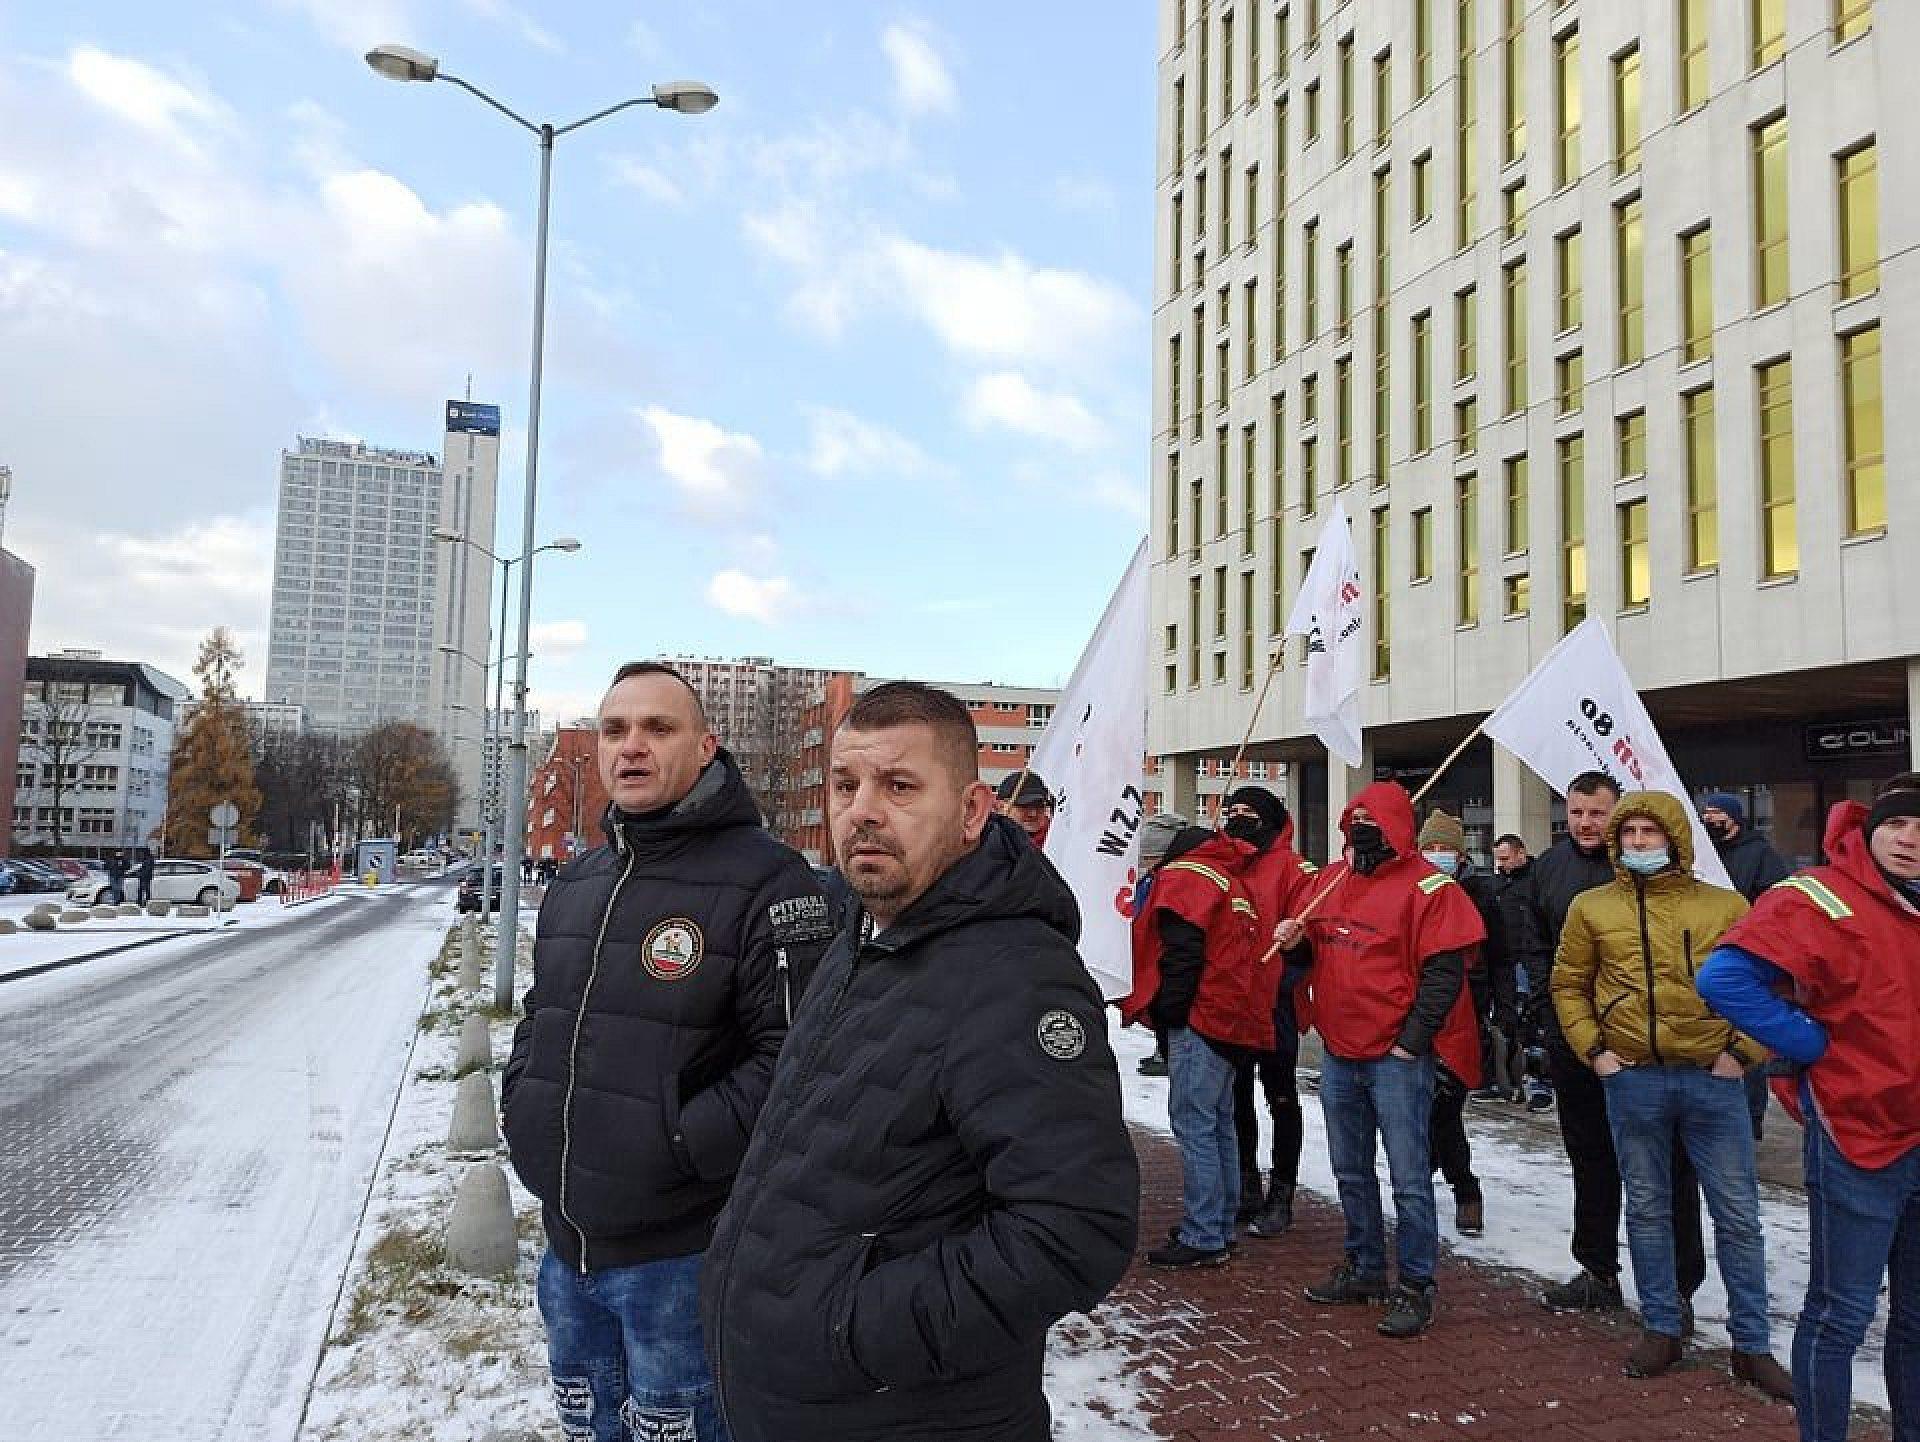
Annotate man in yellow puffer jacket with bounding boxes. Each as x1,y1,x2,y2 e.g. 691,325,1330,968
1552,791,1793,1401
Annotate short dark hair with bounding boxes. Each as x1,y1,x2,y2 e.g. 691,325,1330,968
607,660,709,728
840,681,979,782
1493,833,1527,851
1566,770,1621,801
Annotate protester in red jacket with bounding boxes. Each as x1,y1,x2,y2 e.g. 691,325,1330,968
1698,778,1920,1441
1125,827,1277,1268
1274,782,1484,1339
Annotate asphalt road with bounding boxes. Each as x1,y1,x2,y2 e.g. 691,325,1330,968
0,883,456,1442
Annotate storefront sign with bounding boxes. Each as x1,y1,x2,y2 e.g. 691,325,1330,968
1803,718,1909,761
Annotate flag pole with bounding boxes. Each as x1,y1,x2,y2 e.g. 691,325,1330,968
1407,722,1487,807
1257,860,1350,962
1215,648,1285,828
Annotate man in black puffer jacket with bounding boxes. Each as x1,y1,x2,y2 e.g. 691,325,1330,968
703,681,1139,1442
503,660,832,1442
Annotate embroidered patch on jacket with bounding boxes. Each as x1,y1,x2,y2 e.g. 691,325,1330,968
767,893,835,944
641,919,705,981
1037,1008,1088,1060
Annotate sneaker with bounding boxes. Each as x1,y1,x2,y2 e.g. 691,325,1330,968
1247,1182,1295,1238
1137,1052,1168,1077
1304,1259,1389,1305
1730,1350,1794,1402
1540,1270,1624,1312
1147,1238,1230,1269
1623,1329,1683,1378
1525,1085,1556,1114
1454,1194,1484,1236
1165,1225,1238,1255
1466,1085,1506,1104
1378,1281,1438,1338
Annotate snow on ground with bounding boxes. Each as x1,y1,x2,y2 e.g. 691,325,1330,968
1108,1017,1891,1411
0,887,349,980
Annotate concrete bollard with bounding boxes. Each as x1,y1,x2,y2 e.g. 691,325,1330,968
59,910,92,924
0,919,15,935
116,903,142,917
31,901,59,914
455,1014,492,1075
147,901,171,917
90,905,119,919
22,911,54,931
447,1070,500,1153
459,918,482,990
177,905,208,918
444,1162,518,1278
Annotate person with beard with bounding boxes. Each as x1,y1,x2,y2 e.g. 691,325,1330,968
1218,785,1320,1238
995,771,1054,848
1272,782,1485,1338
702,683,1137,1442
1699,774,1920,1439
1516,771,1709,1320
1122,822,1277,1267
1414,809,1511,1237
1699,791,1793,1142
501,662,834,1442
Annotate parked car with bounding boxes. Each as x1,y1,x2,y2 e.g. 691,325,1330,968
66,859,240,909
220,857,287,897
3,858,67,893
46,857,102,881
398,850,437,869
0,862,15,895
457,865,506,913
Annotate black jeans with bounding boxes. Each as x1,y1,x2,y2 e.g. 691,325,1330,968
1550,1043,1705,1292
1235,1019,1303,1188
1430,1066,1480,1200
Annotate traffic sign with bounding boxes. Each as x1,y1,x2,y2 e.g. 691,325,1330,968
210,802,239,829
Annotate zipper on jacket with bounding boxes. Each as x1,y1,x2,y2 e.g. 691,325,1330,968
558,844,637,1273
776,946,792,1025
1634,877,1664,1066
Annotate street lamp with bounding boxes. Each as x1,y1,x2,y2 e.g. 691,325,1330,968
433,528,579,1000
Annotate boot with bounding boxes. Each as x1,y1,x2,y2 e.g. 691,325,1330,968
1247,1182,1295,1238
1454,1192,1484,1236
1304,1258,1389,1305
1377,1280,1437,1338
1235,1168,1264,1224
1540,1269,1624,1311
1730,1351,1795,1402
1623,1330,1683,1378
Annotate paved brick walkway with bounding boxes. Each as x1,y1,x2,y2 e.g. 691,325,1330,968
1098,1124,1889,1442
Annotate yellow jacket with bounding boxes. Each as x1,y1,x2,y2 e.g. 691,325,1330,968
1551,791,1757,1068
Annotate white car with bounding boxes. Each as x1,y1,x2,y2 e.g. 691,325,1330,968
398,850,438,869
66,859,241,909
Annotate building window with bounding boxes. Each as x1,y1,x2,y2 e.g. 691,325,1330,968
1305,79,1321,142
1503,259,1527,416
1457,15,1478,248
1753,115,1789,308
1619,498,1650,608
1556,351,1583,415
1170,193,1184,294
1503,0,1526,163
1838,141,1879,300
1842,324,1885,534
1504,453,1529,554
1679,0,1709,111
1371,505,1391,679
1457,473,1480,624
1411,507,1434,582
1189,475,1203,559
1270,515,1287,634
1302,435,1319,515
1555,29,1581,189
1615,197,1644,365
1303,220,1320,339
1372,337,1392,483
1412,312,1434,453
1504,571,1530,617
1681,225,1713,364
1412,151,1433,224
1683,387,1718,570
1188,576,1203,681
1244,165,1260,253
1503,179,1528,241
1753,0,1786,70
1216,426,1231,534
1613,45,1642,174
1374,50,1393,149
1372,168,1392,298
1198,7,1210,133
1559,434,1587,631
1338,36,1356,158
1169,335,1182,433
1336,356,1355,486
1214,564,1229,636
1457,396,1479,455
1271,393,1286,512
1556,228,1582,333
1455,286,1477,381
1247,3,1260,93
1336,241,1354,338
1757,358,1797,577
1241,424,1258,545
1616,410,1646,479
1191,305,1205,437
1217,340,1230,410
1166,452,1182,556
1835,0,1873,44
1303,370,1318,425
1244,278,1259,377
1222,12,1235,111
1219,145,1233,246
1240,570,1256,688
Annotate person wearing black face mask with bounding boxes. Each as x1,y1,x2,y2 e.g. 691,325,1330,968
1221,786,1320,1237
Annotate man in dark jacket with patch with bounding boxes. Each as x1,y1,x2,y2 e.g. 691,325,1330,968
502,660,831,1442
703,681,1139,1442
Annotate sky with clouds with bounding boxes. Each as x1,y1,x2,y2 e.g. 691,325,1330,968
0,2,1156,725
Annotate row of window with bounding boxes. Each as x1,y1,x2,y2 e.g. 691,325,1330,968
1161,321,1886,692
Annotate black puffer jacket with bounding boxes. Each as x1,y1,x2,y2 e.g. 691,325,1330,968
1715,827,1793,902
1512,836,1614,1051
501,750,832,1271
701,815,1140,1442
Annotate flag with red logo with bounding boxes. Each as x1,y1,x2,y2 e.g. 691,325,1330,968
1284,497,1366,767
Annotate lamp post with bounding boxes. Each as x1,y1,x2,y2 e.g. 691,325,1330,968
378,45,715,1011
433,528,579,1003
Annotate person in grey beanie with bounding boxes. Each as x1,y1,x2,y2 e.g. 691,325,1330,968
1132,812,1191,1076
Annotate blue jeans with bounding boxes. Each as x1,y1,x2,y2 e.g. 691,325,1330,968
1168,1026,1240,1252
1794,1103,1920,1442
1320,1050,1439,1285
1602,1065,1771,1351
536,1249,731,1442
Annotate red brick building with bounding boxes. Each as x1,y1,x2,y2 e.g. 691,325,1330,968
525,726,606,862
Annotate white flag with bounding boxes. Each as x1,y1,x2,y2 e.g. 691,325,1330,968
1481,617,1732,889
1032,540,1149,1000
1283,497,1365,767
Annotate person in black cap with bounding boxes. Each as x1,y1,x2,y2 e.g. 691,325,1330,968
1699,792,1792,904
996,770,1054,848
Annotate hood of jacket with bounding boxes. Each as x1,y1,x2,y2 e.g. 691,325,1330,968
600,746,763,855
1823,799,1920,914
869,812,1081,955
1603,790,1695,882
1339,780,1418,857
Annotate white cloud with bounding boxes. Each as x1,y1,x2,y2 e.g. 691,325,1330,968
530,620,589,657
963,372,1107,451
274,0,415,56
459,0,565,52
707,570,797,625
637,405,763,517
609,158,685,207
804,407,932,478
882,23,958,117
66,48,225,154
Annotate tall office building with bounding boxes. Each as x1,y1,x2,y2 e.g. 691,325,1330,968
264,400,499,832
1150,0,1912,863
